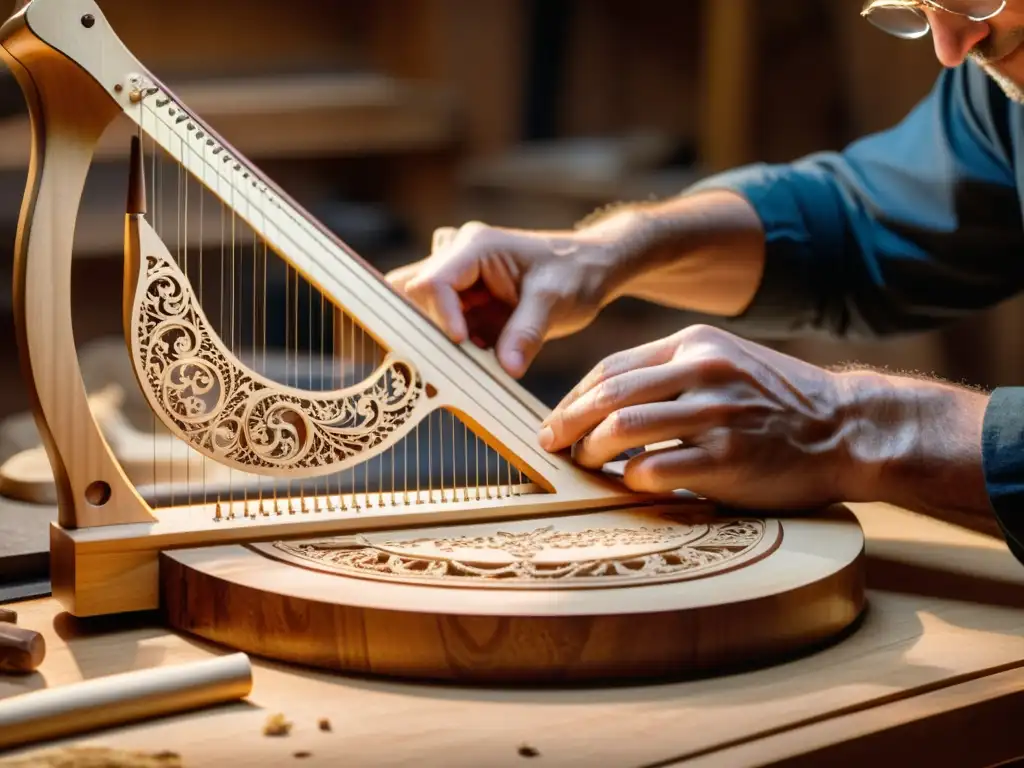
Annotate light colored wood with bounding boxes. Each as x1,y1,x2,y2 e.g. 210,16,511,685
124,210,430,481
0,653,252,751
5,0,635,513
0,3,863,704
2,0,648,618
0,369,363,507
50,492,695,617
1,5,150,531
0,343,564,508
162,505,865,684
1,504,1024,765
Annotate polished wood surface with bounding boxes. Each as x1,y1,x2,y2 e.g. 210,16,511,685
0,654,252,751
161,505,864,684
2,503,1024,766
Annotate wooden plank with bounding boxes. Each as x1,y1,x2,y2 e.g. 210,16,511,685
2,502,1024,764
0,588,1020,765
672,665,1024,767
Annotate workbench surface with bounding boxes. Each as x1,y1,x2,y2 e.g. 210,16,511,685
3,502,1024,767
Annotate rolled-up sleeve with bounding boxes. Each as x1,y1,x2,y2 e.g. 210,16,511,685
684,60,1024,560
686,60,1024,339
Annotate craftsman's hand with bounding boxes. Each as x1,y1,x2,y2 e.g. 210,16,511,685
387,192,767,378
538,324,992,516
386,222,626,378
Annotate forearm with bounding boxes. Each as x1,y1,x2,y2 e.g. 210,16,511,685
836,369,993,523
578,190,767,318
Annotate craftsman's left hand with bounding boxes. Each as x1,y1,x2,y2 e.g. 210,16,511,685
537,324,991,514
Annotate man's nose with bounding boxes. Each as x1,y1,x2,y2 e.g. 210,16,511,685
927,9,992,66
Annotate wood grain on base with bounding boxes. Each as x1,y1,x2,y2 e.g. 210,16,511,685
161,505,865,684
0,503,1020,766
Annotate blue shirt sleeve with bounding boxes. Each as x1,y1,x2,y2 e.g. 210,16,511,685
983,388,1024,562
683,60,1024,561
686,59,1024,340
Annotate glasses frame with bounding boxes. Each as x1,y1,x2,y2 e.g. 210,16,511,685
861,0,1007,39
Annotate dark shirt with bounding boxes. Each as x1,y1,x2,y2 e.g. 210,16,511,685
685,59,1024,562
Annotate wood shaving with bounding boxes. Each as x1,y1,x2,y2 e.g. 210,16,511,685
317,718,331,732
0,747,182,767
263,713,293,737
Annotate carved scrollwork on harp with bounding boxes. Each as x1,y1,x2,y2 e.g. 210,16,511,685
130,247,424,478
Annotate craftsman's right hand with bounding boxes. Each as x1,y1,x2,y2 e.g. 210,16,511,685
386,222,622,379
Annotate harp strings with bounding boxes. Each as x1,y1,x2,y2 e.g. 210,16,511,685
134,108,527,516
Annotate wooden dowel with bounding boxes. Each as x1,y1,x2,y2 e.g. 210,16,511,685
0,624,44,673
0,608,16,624
0,653,253,750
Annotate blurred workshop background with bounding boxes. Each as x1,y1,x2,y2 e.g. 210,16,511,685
0,0,1008,457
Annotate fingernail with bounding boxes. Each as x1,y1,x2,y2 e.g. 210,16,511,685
538,426,554,450
505,349,523,375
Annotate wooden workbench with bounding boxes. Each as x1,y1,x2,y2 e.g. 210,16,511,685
1,502,1024,766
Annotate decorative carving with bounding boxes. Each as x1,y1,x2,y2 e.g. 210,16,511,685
256,512,782,590
129,250,423,477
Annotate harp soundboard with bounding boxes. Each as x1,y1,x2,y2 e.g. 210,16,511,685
0,0,866,684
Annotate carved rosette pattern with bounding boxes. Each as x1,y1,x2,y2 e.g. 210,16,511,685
132,252,422,474
265,517,777,590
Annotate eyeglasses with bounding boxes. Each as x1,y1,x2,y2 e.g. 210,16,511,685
861,0,1007,39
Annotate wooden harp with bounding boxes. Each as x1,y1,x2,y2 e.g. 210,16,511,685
0,0,866,683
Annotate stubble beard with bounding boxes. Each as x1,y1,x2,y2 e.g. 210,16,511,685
970,27,1024,104
971,53,1024,102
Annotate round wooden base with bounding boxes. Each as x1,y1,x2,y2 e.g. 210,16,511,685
160,504,865,685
